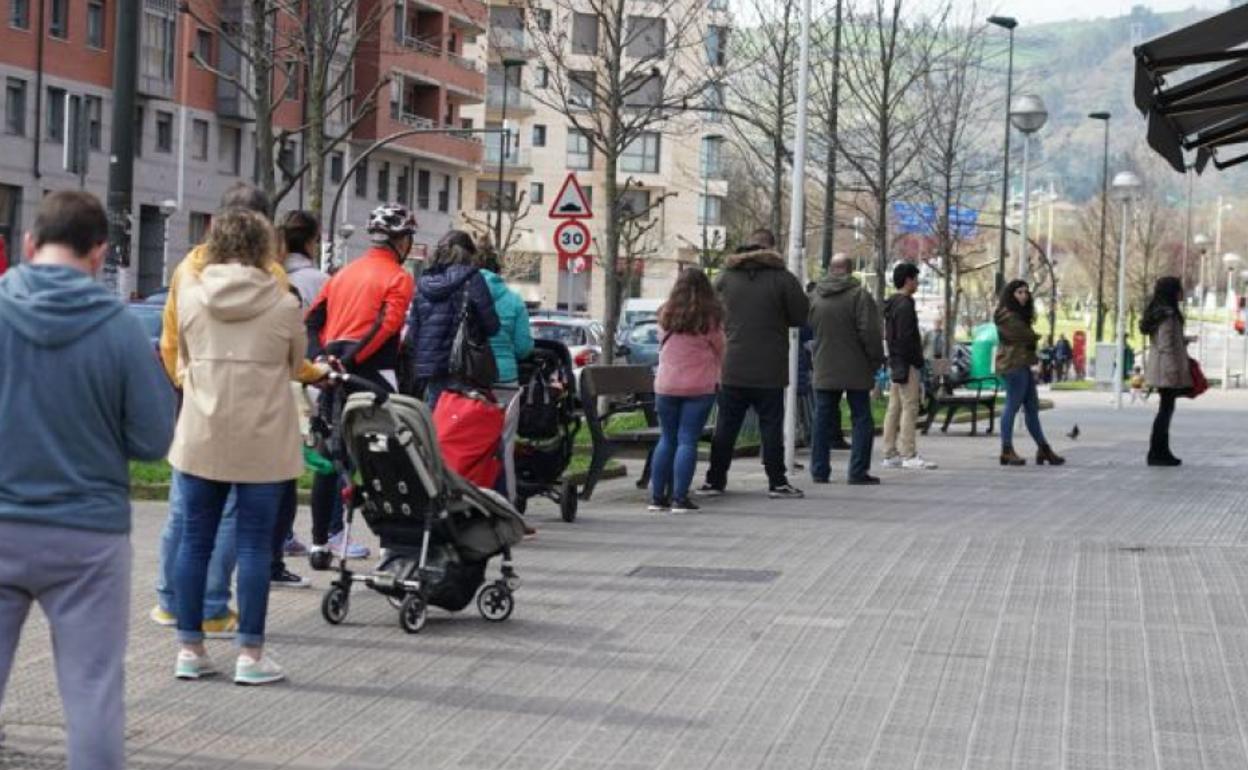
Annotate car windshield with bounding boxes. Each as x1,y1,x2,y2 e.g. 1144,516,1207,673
531,323,587,347
629,324,660,345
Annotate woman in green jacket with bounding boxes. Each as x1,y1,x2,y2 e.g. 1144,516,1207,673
995,280,1064,467
480,251,534,386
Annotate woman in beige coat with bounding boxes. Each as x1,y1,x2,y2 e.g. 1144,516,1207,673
169,208,322,685
1141,276,1192,467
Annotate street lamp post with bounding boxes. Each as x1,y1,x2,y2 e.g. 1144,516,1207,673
1194,233,1210,362
1222,252,1242,390
159,198,177,287
494,58,525,250
989,15,1018,295
1010,94,1047,280
1089,112,1111,341
1111,170,1141,410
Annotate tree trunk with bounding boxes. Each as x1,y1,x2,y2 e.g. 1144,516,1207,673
252,0,276,213
600,0,626,364
305,4,328,249
819,0,842,273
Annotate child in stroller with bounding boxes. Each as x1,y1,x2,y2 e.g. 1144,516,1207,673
511,339,582,522
316,373,525,633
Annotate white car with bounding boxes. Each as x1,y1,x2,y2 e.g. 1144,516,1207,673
529,317,605,383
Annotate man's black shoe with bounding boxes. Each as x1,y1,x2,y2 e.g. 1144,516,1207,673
848,474,881,486
829,441,852,451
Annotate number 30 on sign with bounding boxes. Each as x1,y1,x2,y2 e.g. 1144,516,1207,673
554,220,591,258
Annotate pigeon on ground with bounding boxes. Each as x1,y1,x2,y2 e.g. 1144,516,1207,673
1066,424,1080,440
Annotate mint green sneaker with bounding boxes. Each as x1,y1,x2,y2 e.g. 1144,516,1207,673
234,654,285,686
175,650,218,681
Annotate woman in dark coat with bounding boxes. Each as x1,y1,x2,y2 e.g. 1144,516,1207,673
994,279,1064,467
1141,276,1192,466
404,231,500,406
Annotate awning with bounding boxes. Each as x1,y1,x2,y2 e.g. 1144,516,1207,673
1134,5,1248,173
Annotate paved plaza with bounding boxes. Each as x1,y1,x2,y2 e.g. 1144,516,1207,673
2,389,1248,769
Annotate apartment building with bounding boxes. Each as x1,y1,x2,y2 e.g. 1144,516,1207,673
462,0,731,317
0,0,486,297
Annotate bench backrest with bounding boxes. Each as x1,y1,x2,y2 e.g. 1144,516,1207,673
578,365,656,443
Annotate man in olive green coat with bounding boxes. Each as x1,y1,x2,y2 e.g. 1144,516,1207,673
808,254,885,484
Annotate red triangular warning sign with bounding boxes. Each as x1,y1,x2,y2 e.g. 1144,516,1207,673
548,173,593,219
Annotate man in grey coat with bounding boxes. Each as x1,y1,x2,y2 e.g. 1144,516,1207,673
808,254,885,485
699,229,810,499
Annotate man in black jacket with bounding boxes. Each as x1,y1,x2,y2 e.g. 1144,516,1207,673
881,263,937,470
699,230,810,499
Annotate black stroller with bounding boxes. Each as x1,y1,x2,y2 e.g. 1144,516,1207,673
317,374,525,634
510,339,582,522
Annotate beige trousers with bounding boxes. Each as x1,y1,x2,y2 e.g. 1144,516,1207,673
882,366,921,459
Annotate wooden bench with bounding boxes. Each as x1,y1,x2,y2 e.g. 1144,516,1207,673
578,365,713,500
921,360,999,436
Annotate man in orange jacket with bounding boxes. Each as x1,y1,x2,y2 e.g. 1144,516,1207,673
304,203,417,568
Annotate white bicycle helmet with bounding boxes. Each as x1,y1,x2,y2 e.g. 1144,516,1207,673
366,203,418,243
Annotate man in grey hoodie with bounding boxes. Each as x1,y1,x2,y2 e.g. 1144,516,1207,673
0,191,176,769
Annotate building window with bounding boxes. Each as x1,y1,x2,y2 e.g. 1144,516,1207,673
623,73,662,108
86,1,105,48
438,174,450,212
572,12,598,55
567,129,593,169
10,0,29,29
530,182,544,204
416,169,430,210
704,82,725,122
5,78,26,136
620,132,660,173
709,0,728,9
155,110,173,152
218,125,240,174
457,177,464,210
569,71,595,110
329,151,344,184
189,212,212,246
536,66,550,89
48,0,67,38
532,124,546,147
534,8,551,32
476,180,517,212
396,166,410,206
377,161,390,201
701,135,724,178
85,95,102,149
134,106,144,157
354,160,369,198
620,189,651,220
284,59,300,101
699,194,722,226
191,119,209,160
46,87,65,143
706,26,728,67
141,7,177,90
195,28,213,66
626,17,664,59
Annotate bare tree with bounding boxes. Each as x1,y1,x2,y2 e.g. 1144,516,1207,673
527,0,714,360
461,190,535,261
181,0,385,218
836,0,949,301
811,0,844,271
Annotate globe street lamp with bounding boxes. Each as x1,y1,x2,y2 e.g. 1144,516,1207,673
1222,252,1242,390
989,15,1018,294
1010,94,1047,280
1089,111,1111,341
1110,170,1141,410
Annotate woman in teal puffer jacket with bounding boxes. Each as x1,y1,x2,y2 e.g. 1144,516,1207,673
480,251,534,385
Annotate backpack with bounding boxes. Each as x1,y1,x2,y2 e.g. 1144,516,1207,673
518,373,560,439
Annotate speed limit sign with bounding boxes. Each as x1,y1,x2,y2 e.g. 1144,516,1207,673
554,220,591,258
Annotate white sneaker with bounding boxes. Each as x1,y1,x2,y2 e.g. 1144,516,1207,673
234,654,286,686
175,649,218,680
881,456,903,469
327,531,370,560
902,456,938,470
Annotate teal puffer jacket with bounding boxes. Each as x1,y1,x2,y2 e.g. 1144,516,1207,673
482,270,534,383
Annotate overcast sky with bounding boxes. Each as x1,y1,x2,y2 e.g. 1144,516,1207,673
980,0,1223,24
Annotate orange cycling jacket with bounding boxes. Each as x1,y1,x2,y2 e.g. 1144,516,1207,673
305,246,415,370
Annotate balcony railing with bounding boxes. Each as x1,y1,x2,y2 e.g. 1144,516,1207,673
486,85,532,110
484,147,531,168
490,27,534,55
398,34,442,57
449,52,481,73
397,112,436,129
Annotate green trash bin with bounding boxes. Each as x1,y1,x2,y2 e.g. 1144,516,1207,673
970,322,999,383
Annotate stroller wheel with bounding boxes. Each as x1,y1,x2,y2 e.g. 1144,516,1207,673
399,594,428,634
477,583,514,622
560,482,578,523
309,549,333,572
321,585,349,625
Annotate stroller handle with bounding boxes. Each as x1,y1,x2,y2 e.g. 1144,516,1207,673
329,371,391,405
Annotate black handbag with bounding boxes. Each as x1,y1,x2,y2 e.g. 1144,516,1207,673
449,288,498,388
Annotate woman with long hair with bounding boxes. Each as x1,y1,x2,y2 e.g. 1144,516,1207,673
1140,276,1191,466
994,279,1064,466
649,268,725,513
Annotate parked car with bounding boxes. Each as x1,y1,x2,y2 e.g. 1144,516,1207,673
617,319,661,368
530,317,604,382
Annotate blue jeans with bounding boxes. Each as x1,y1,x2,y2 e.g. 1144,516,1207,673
156,471,236,619
651,394,717,502
176,474,284,647
1001,367,1047,448
811,389,874,481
